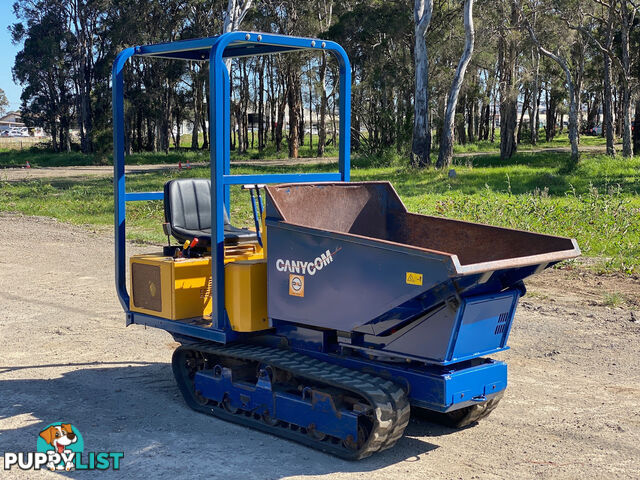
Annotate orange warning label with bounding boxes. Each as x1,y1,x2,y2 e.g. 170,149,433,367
289,274,305,297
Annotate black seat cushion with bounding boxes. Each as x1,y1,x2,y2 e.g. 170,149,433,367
164,179,258,245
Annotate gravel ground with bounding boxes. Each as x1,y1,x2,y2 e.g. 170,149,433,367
0,213,639,479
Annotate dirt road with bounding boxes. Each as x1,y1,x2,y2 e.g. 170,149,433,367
1,213,639,479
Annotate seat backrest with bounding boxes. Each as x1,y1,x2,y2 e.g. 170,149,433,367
164,179,229,241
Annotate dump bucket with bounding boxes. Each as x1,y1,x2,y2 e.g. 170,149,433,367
265,182,580,338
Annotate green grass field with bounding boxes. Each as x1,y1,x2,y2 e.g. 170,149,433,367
1,150,638,274
0,130,609,168
0,134,338,168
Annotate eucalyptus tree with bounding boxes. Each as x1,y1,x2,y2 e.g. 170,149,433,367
437,0,475,168
577,0,638,157
328,1,414,155
12,0,108,152
411,0,434,167
12,2,75,151
316,0,333,157
516,0,582,163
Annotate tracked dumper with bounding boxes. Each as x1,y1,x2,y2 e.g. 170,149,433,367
113,32,581,459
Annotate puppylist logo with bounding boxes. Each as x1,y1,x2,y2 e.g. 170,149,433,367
3,422,123,471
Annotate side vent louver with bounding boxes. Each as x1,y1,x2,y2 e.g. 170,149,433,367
494,312,510,335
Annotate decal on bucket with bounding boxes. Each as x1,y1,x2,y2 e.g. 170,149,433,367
289,274,305,297
406,272,423,286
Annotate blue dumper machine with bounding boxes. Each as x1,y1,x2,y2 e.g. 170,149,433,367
113,32,581,459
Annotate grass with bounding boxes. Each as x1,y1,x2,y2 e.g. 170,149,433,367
178,133,340,160
602,292,625,307
1,150,639,274
0,130,609,168
0,147,209,168
451,131,608,154
0,138,336,169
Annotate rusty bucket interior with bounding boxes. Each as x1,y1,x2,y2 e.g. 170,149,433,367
265,182,579,268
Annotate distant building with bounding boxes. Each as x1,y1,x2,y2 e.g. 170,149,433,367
0,111,23,127
0,111,46,137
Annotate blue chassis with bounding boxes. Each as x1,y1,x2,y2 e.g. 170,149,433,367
112,32,508,414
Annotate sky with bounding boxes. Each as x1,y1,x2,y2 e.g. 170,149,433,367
0,2,23,112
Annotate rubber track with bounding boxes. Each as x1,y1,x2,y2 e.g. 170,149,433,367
448,391,504,428
172,342,410,460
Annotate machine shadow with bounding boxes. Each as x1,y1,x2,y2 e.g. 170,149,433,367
0,364,439,479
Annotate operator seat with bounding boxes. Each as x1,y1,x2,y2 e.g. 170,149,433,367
164,179,258,245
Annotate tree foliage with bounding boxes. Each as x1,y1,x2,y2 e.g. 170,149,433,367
10,0,640,161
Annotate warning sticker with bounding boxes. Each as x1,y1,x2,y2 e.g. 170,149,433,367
406,272,423,286
289,274,305,297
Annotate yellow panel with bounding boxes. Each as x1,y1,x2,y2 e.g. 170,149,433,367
130,255,173,318
130,248,267,323
173,257,213,319
225,260,269,332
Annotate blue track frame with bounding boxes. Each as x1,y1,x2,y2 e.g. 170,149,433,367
112,32,351,336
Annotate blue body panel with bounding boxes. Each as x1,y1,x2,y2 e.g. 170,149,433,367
293,349,508,412
194,368,359,440
377,289,520,365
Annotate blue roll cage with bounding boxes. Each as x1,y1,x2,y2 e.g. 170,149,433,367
113,32,351,338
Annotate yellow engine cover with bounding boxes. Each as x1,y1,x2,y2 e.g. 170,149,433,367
129,254,268,332
225,260,269,332
130,255,212,320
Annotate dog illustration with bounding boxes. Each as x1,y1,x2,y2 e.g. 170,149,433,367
39,424,77,471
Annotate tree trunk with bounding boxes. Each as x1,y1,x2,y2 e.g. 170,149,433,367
191,73,201,150
287,65,301,158
620,1,632,157
529,48,540,145
307,59,314,152
135,110,143,152
499,4,518,160
258,58,265,152
633,98,640,155
235,104,245,154
50,122,58,152
298,83,305,148
331,91,338,144
456,97,467,145
517,89,530,145
521,5,579,162
603,52,616,156
573,35,585,143
599,5,616,156
483,104,490,140
411,0,434,167
566,77,579,162
175,110,181,150
437,0,474,168
268,57,277,143
587,93,600,130
615,87,623,137
146,117,154,151
478,99,486,140
467,94,476,143
275,94,286,153
490,97,496,142
545,86,553,141
317,52,328,157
